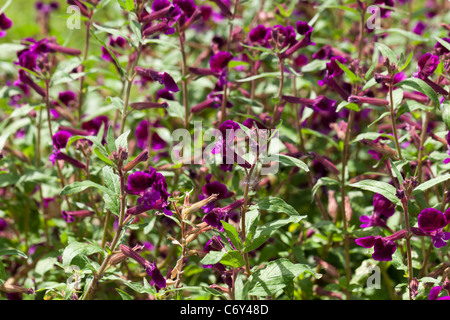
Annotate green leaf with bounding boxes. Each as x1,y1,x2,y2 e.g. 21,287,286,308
116,288,133,300
200,251,225,265
247,258,321,296
105,126,116,153
374,42,398,65
412,173,450,195
102,166,120,194
398,51,413,72
434,37,450,53
60,180,111,196
115,129,130,151
312,177,340,198
335,60,359,84
389,158,404,185
219,250,245,268
336,101,360,112
263,154,309,172
301,59,327,73
395,78,440,109
250,197,302,216
0,249,28,259
93,147,114,166
349,179,400,206
235,72,280,82
61,241,104,266
221,220,243,251
244,209,260,245
243,215,305,252
442,100,450,129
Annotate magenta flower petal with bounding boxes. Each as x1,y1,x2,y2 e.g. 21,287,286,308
418,208,447,232
209,51,233,72
372,238,396,261
355,236,377,248
52,130,72,149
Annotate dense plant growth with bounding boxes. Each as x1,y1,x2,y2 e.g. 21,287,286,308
1,0,450,301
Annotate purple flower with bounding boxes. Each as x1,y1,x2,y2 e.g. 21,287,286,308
49,130,73,164
318,56,347,86
296,21,313,35
410,208,450,248
120,244,166,289
412,21,426,35
355,229,407,261
52,130,72,150
359,193,396,230
414,53,439,79
126,168,172,215
101,36,128,62
248,24,270,46
35,1,59,13
429,285,450,300
209,51,233,72
434,37,450,56
202,199,244,231
57,91,77,108
134,67,179,92
135,120,167,150
0,13,12,37
0,218,8,231
264,25,296,50
145,261,167,289
198,180,233,213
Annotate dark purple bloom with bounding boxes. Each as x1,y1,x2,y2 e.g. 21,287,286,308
359,193,396,230
209,51,233,72
264,25,296,50
429,285,450,300
414,53,439,79
120,244,166,289
296,21,313,35
146,261,167,289
57,91,77,108
410,208,450,248
0,13,12,37
202,199,244,231
0,218,8,231
52,130,72,150
249,24,270,46
126,168,172,216
155,88,175,101
318,56,347,86
434,37,450,55
134,67,179,92
127,171,156,195
198,180,233,213
412,21,426,35
355,229,407,261
135,120,167,150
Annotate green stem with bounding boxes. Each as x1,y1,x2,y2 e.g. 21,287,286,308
401,200,414,300
77,11,93,127
388,82,402,160
340,109,355,300
119,42,143,135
